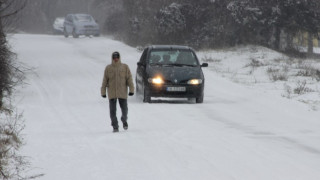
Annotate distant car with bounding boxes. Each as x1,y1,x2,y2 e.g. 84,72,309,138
136,45,208,103
63,14,100,38
53,17,65,34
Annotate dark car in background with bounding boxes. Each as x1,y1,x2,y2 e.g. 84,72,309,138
63,14,100,38
136,45,208,103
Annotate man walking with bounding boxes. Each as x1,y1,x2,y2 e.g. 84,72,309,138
101,51,134,132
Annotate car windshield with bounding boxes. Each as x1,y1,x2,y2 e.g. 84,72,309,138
149,49,198,66
74,15,93,22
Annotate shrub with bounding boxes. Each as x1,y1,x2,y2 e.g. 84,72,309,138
201,55,221,63
1,111,25,179
245,58,265,68
267,67,288,81
295,61,320,81
293,80,313,95
283,84,292,98
315,70,320,81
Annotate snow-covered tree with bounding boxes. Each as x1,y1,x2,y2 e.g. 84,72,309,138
227,0,320,52
155,3,186,43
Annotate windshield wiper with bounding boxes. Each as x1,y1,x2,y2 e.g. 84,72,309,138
181,64,197,67
164,63,196,67
149,63,163,66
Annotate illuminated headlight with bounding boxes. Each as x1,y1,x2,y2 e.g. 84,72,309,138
148,77,164,85
187,79,203,85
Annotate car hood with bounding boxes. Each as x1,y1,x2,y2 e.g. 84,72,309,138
147,65,203,83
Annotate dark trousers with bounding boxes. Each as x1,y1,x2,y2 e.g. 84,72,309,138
109,98,128,128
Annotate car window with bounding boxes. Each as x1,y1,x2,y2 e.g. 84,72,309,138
149,49,198,65
66,15,72,22
140,48,148,64
74,15,93,22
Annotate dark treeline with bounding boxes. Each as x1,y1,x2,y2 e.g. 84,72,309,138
17,0,320,53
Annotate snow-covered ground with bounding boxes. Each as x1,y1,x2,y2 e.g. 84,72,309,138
198,46,320,110
8,34,320,180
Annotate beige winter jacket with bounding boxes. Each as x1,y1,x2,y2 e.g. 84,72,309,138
101,58,134,100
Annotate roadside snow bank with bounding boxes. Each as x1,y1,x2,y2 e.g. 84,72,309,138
197,45,320,110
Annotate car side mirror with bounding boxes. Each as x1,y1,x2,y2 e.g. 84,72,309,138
201,63,208,67
137,62,145,66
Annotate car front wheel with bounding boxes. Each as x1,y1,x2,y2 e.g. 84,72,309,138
64,28,68,38
135,78,140,94
142,83,151,103
196,94,204,103
72,29,79,38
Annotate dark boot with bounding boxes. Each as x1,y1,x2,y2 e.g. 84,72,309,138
113,127,119,133
123,122,128,130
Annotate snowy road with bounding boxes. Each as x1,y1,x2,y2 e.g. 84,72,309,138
9,34,320,180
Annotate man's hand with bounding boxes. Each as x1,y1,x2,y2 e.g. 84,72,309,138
129,92,134,96
102,95,107,98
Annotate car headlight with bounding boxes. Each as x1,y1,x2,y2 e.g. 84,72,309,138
148,77,164,85
187,79,203,85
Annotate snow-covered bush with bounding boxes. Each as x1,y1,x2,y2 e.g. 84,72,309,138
293,80,313,95
0,111,26,180
201,56,221,63
245,58,265,68
267,67,289,81
295,61,320,81
0,107,43,180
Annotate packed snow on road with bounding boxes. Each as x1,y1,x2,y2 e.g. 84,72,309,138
8,34,320,180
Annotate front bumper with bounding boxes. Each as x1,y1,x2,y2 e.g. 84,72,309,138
146,83,204,98
76,28,100,35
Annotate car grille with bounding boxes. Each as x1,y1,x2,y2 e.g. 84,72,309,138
164,79,188,85
84,25,94,28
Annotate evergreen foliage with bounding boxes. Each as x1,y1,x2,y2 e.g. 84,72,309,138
16,0,320,51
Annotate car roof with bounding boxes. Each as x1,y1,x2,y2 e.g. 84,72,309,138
147,45,193,50
67,13,92,17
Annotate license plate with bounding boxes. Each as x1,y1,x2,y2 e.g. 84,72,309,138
166,87,186,92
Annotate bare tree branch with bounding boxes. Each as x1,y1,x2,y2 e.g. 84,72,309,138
0,0,27,18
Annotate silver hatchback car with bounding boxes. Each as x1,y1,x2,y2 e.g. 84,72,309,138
63,14,100,38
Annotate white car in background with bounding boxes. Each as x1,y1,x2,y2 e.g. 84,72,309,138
63,14,100,38
53,17,65,34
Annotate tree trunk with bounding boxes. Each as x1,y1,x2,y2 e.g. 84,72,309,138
308,31,314,55
0,17,3,110
274,26,281,50
286,31,293,50
0,93,3,110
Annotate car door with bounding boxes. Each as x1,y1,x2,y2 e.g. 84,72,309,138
64,15,73,33
136,48,148,92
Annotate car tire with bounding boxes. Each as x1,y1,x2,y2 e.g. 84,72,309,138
72,29,79,38
143,85,151,103
64,28,68,38
136,80,141,95
196,94,204,103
